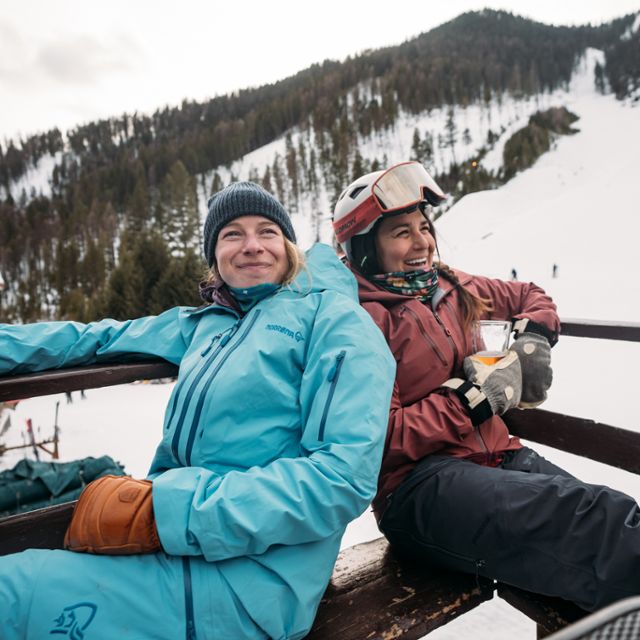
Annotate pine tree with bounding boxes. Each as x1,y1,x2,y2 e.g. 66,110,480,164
209,171,224,197
127,163,151,233
285,133,299,210
159,160,200,256
150,249,204,314
351,149,365,182
104,249,140,320
594,62,606,94
411,129,422,162
261,166,273,193
445,107,458,164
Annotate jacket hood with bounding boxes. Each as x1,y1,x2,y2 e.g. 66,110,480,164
351,262,472,308
293,243,358,300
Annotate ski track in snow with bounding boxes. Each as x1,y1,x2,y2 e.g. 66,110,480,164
2,48,639,639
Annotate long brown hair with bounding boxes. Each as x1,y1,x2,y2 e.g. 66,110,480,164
436,262,492,331
422,214,491,331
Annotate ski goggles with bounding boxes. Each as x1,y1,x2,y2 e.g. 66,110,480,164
373,161,446,212
333,162,446,243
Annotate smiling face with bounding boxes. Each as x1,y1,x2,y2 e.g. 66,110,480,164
214,215,289,288
374,208,436,273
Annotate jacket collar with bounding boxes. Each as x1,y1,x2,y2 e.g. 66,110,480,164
189,244,357,316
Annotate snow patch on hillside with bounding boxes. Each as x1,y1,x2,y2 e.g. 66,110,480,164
0,151,62,201
621,12,640,39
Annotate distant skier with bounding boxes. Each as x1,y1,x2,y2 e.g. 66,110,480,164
510,268,518,281
552,263,558,278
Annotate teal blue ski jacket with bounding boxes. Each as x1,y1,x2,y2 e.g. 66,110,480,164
0,244,395,639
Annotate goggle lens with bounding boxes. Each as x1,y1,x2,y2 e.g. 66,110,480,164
372,162,445,212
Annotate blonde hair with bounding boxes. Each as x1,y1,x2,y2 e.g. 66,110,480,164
205,236,305,287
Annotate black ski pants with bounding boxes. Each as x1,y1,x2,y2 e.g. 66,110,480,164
379,447,640,611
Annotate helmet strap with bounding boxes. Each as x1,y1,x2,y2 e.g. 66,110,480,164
350,219,383,275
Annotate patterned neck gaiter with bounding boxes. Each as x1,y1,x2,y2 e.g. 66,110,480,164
370,267,439,302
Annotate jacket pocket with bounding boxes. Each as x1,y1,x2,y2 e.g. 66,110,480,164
318,350,346,441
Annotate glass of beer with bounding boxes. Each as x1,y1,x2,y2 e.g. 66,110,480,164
471,320,512,365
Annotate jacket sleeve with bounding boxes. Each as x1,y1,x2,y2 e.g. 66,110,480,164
151,291,396,561
0,306,196,375
469,274,560,340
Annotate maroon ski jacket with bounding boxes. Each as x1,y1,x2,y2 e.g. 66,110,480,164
353,267,560,520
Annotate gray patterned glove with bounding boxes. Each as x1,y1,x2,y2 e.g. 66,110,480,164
463,351,522,416
510,332,552,408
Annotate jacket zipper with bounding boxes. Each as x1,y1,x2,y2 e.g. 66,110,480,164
182,557,196,640
184,310,261,465
433,306,459,366
402,306,448,365
444,299,467,361
318,351,346,441
201,332,223,357
169,327,237,461
164,331,225,433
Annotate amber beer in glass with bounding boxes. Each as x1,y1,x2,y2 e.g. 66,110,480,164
471,320,511,365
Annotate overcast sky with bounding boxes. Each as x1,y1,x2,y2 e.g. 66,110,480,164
1,0,638,142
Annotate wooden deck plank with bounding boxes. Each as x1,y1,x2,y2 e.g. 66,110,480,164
0,360,178,402
0,501,75,555
308,538,494,639
503,409,640,474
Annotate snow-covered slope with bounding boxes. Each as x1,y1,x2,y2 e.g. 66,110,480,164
436,48,640,322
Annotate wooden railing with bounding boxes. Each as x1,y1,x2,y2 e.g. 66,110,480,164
0,318,638,639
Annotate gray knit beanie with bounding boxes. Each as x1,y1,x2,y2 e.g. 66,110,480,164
204,182,296,267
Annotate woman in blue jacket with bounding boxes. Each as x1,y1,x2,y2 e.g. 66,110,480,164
0,182,395,639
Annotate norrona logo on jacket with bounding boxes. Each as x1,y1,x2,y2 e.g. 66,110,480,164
50,602,97,638
266,324,304,342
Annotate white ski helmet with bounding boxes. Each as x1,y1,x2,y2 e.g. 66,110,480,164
332,161,446,265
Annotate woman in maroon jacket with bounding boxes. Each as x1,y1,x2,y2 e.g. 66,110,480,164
333,161,640,612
